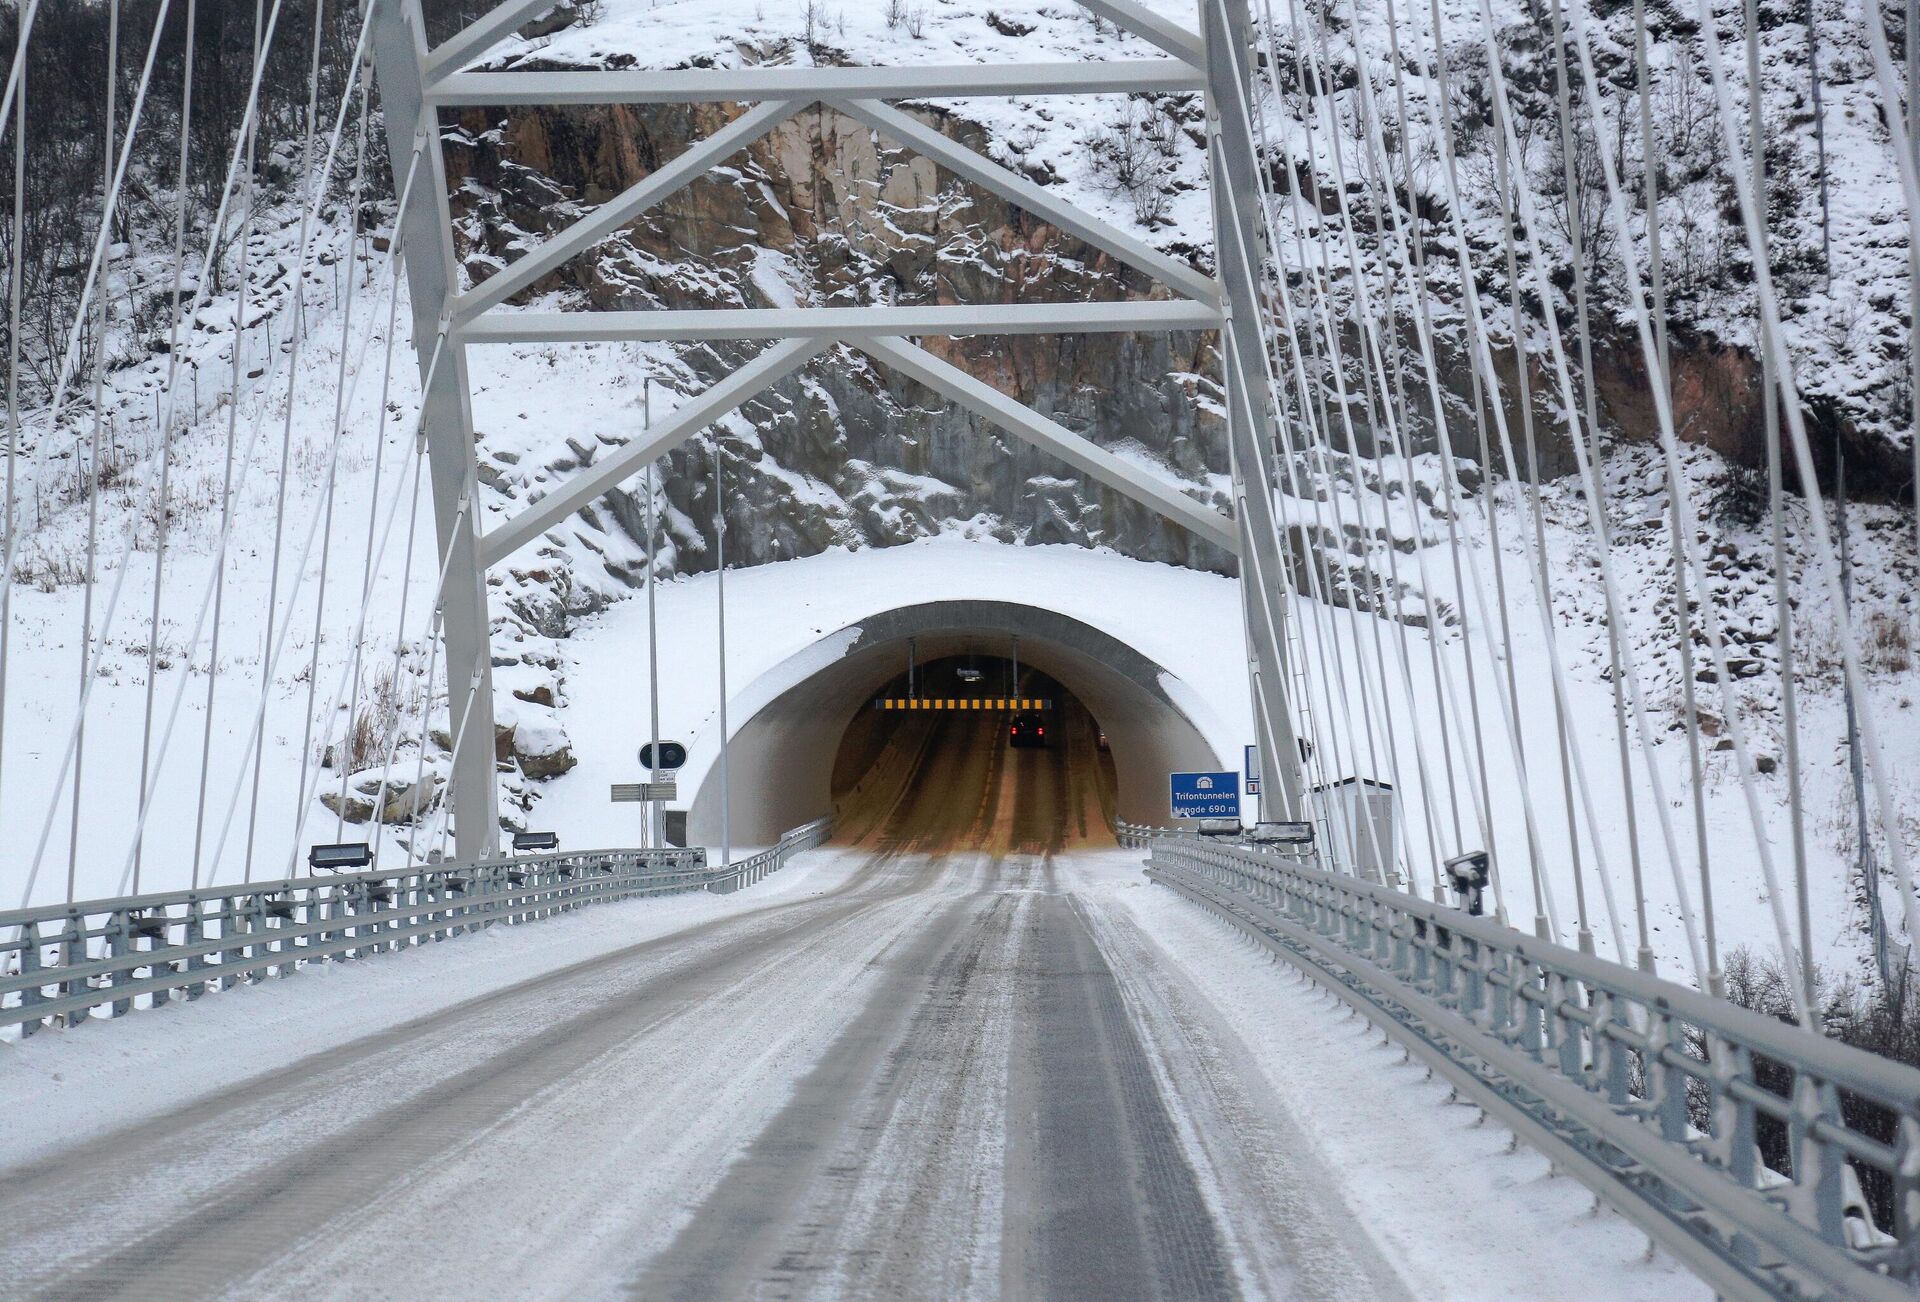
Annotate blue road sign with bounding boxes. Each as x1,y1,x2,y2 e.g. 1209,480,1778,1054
1170,770,1240,819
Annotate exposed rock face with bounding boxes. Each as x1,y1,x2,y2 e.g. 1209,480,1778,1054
321,772,443,826
443,98,1234,594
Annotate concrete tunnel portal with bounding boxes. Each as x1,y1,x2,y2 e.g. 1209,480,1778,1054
681,601,1228,850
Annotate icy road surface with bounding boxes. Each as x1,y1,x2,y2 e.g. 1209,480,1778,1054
0,715,1702,1299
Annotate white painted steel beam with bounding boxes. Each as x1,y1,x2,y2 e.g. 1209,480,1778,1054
372,0,501,860
858,335,1238,555
456,99,802,320
481,338,829,567
1202,0,1308,821
833,98,1217,307
457,301,1220,345
425,61,1205,106
1074,1,1205,63
422,0,557,80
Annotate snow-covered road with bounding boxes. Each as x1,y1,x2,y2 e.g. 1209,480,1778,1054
0,713,1706,1298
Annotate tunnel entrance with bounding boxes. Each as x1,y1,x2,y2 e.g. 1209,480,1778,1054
678,601,1227,850
829,656,1118,853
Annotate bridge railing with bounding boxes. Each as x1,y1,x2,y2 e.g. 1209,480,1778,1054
0,824,834,1038
704,818,833,895
1138,832,1920,1301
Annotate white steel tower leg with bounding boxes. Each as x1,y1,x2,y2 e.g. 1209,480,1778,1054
1202,0,1307,821
370,0,500,861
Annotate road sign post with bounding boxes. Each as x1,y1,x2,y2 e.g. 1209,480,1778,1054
612,781,677,802
1169,771,1241,821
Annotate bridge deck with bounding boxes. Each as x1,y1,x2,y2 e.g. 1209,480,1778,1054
0,715,1698,1299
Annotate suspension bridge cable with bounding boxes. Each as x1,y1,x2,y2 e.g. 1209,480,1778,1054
1271,2,1479,893
1545,0,1648,959
0,0,181,627
1544,0,1814,995
1475,0,1791,1001
1239,12,1407,880
284,376,445,877
1322,189,1450,895
294,68,376,851
365,436,429,869
1300,0,1563,924
1863,0,1920,952
1230,6,1429,887
1633,0,1704,976
1403,0,1584,938
1225,119,1377,878
200,328,445,888
1480,53,1601,960
0,47,24,834
337,108,410,840
1743,0,1814,1009
0,0,290,726
7,0,309,914
192,0,268,889
432,666,485,863
1383,0,1654,960
1270,1,1450,894
714,431,733,869
1680,0,1920,1005
245,0,340,884
106,228,419,899
70,0,124,904
1281,0,1518,926
133,0,198,894
1436,0,1705,976
404,601,446,868
0,0,40,146
1206,34,1341,838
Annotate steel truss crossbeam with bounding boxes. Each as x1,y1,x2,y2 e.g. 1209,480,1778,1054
1074,1,1206,62
457,94,1213,324
481,339,829,568
860,337,1237,555
425,62,1204,106
456,98,803,321
456,302,1219,345
423,0,1205,83
483,334,1237,568
832,98,1218,307
376,0,1301,860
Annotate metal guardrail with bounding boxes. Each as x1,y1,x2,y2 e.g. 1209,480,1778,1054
705,818,833,895
2,820,830,1038
1137,833,1920,1301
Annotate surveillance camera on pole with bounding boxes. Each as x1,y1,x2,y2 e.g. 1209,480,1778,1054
1444,850,1491,917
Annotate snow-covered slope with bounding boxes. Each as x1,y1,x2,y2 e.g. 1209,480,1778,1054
1,0,1914,993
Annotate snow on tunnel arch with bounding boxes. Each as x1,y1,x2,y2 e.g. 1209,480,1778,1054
680,600,1228,847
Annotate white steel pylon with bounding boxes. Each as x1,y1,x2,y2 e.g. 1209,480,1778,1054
367,0,1308,856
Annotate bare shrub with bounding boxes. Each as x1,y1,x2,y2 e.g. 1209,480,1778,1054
11,545,86,591
1084,101,1177,227
1862,611,1913,674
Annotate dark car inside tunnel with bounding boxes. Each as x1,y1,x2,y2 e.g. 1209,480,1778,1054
829,656,1119,853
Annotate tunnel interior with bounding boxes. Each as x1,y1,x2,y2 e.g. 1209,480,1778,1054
829,656,1119,853
679,601,1228,853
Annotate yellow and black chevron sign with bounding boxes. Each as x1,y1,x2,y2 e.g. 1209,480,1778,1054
874,698,1054,711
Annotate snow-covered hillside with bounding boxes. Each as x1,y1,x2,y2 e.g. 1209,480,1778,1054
0,0,1915,995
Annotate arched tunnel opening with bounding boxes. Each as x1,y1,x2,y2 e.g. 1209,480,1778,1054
828,656,1119,852
679,601,1228,855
